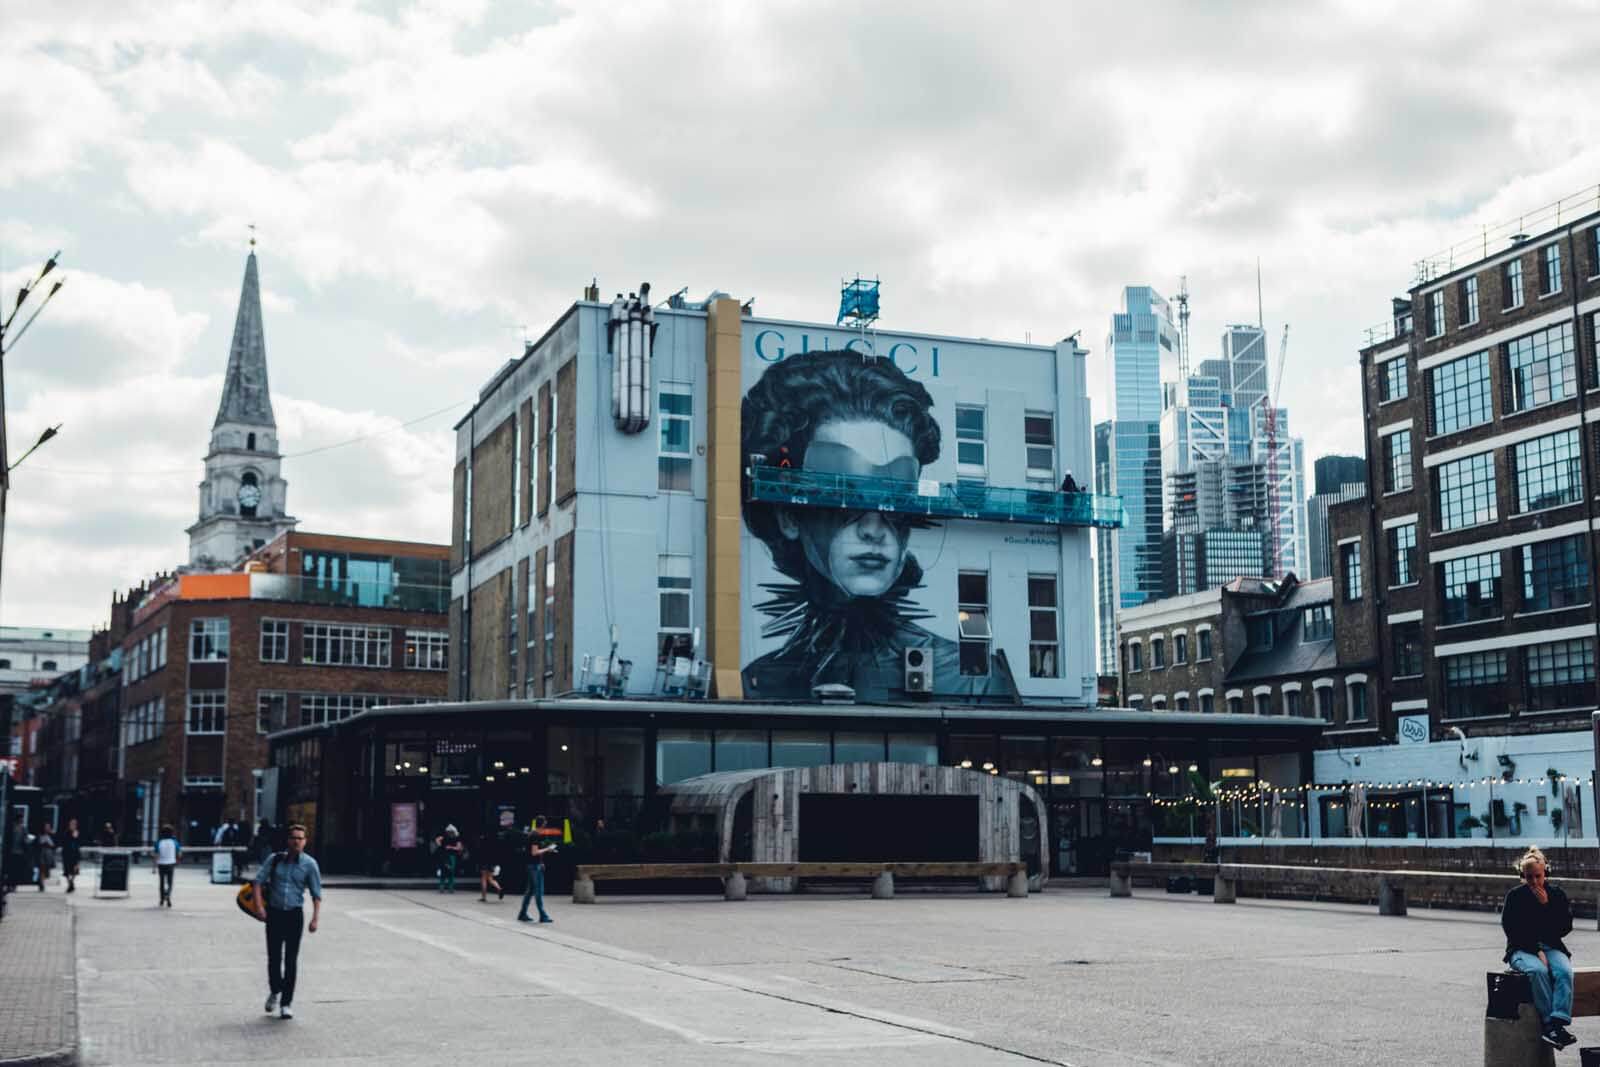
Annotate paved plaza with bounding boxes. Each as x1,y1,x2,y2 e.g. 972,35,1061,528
55,865,1599,1065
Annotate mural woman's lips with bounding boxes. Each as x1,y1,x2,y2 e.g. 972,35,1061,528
849,552,891,570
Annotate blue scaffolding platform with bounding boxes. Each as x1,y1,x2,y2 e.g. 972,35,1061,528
746,466,1124,529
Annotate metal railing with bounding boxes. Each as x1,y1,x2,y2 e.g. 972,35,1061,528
1412,183,1600,284
746,466,1125,528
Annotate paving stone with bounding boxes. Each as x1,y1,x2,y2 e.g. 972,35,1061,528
0,891,78,1066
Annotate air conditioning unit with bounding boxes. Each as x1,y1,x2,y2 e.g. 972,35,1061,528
903,646,933,694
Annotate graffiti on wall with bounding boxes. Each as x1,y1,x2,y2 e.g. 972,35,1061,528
739,350,1005,702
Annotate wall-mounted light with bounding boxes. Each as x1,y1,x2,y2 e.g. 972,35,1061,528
960,759,972,769
485,775,495,782
419,766,429,774
1091,757,1103,767
1188,764,1198,773
1168,765,1179,775
561,744,569,752
981,761,995,771
1142,758,1153,768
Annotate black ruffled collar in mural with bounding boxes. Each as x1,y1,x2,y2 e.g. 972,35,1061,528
754,557,933,672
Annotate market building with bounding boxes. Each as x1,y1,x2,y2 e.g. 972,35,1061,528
268,278,1340,874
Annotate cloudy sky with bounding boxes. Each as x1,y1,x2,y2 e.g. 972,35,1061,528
5,0,1599,630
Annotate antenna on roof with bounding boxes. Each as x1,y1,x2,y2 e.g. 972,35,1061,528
1256,258,1263,329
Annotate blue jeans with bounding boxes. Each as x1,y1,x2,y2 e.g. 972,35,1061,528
1509,946,1573,1026
438,853,456,892
519,864,549,920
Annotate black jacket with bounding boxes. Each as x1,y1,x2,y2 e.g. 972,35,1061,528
1502,882,1573,963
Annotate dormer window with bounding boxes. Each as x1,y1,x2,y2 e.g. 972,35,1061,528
1247,616,1274,651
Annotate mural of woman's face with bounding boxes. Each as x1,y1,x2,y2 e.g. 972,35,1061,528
777,418,920,598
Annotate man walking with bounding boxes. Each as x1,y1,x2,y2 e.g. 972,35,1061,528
516,819,558,924
251,824,322,1020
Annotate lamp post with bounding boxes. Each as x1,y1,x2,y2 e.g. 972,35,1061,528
0,250,67,612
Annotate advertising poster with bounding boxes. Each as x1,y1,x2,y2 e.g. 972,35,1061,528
390,802,418,849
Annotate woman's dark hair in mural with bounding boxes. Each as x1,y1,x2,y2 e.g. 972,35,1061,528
741,351,940,580
740,350,1005,701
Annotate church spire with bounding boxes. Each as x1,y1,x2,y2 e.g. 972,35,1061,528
213,247,276,429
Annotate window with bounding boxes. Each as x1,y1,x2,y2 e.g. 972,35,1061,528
1591,227,1600,278
1440,550,1502,625
1199,692,1215,714
1524,638,1594,711
463,463,473,548
1347,681,1369,721
1247,615,1274,650
658,555,693,665
1514,428,1581,513
1393,622,1423,677
1507,322,1577,413
1150,637,1166,669
1303,604,1332,641
1173,632,1188,665
157,625,167,668
1128,642,1143,672
1379,356,1408,402
1227,694,1243,715
1523,535,1589,612
1151,695,1167,709
1435,451,1497,530
1387,522,1417,586
300,693,378,727
1542,243,1562,296
402,629,448,671
1341,541,1363,601
1504,258,1524,309
511,412,522,520
1197,629,1213,661
1175,695,1189,711
1426,290,1445,337
543,558,556,673
186,691,226,734
957,571,991,675
260,620,289,663
528,406,539,512
257,691,286,734
506,580,518,697
190,618,229,661
547,388,558,504
1315,687,1334,722
1428,352,1492,435
1285,690,1303,717
126,698,165,746
1024,414,1054,482
955,406,986,476
1443,651,1507,718
1027,575,1059,678
1254,692,1272,716
1382,429,1413,493
1459,276,1479,327
303,624,392,667
658,386,693,491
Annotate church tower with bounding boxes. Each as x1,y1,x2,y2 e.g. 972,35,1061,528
187,246,297,567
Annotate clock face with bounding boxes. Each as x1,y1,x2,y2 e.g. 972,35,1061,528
238,483,262,509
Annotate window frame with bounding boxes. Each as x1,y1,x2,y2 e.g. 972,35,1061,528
1427,351,1493,437
1505,322,1577,414
955,405,987,478
1459,275,1479,327
1340,541,1363,602
1434,450,1498,531
1392,622,1424,678
957,570,991,676
1512,427,1581,514
657,383,694,493
1426,289,1445,338
1541,243,1563,297
1026,574,1059,679
1024,413,1055,484
1522,535,1590,613
1442,651,1508,719
1378,356,1409,403
404,629,449,671
302,623,393,668
1504,258,1525,310
186,690,226,735
1439,550,1503,626
189,617,230,662
1386,522,1417,587
657,554,694,667
1197,628,1213,661
1381,429,1413,493
259,619,289,663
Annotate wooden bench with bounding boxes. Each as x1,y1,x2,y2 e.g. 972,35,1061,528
573,861,1028,903
1111,861,1600,920
1485,967,1600,1065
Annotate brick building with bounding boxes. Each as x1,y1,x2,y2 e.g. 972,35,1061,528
1118,571,1376,733
117,531,449,844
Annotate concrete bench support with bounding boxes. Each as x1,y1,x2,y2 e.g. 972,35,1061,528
871,871,894,899
1109,869,1132,897
1006,871,1028,898
723,872,748,901
572,878,596,905
1378,878,1407,916
1213,876,1236,904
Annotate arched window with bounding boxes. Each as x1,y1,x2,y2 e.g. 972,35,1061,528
239,472,260,518
247,432,256,450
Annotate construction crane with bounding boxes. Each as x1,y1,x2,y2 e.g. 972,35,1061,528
1264,323,1290,578
1175,276,1191,386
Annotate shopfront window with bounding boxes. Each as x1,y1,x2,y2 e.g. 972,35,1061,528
834,732,887,763
714,730,767,773
656,729,711,785
887,733,938,765
771,731,830,768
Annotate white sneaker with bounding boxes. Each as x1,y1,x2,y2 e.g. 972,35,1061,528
264,993,278,1015
279,1005,294,1020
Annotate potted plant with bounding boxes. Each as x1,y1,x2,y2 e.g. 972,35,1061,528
1512,801,1529,836
1549,768,1563,798
1460,814,1485,838
1552,808,1565,834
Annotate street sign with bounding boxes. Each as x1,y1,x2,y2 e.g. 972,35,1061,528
210,851,234,884
98,851,130,897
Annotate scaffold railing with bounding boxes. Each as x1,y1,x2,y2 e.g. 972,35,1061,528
746,465,1125,528
1412,183,1600,285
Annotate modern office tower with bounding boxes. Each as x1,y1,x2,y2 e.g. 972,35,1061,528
1095,420,1118,674
1308,455,1368,579
1314,455,1368,496
1095,287,1179,663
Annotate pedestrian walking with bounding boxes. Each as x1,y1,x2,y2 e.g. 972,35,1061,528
254,819,275,868
61,818,82,894
434,825,464,893
1503,846,1578,1051
251,823,322,1021
477,831,504,902
3,816,27,892
516,819,558,924
154,824,181,907
34,824,56,891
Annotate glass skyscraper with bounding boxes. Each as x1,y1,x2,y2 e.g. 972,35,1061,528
1096,286,1179,674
